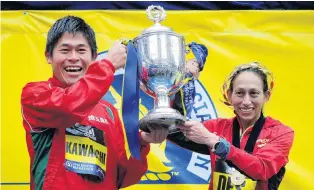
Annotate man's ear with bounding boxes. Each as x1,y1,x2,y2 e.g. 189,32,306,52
45,52,52,64
92,53,97,62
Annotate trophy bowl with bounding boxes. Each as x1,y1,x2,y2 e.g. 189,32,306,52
133,5,188,134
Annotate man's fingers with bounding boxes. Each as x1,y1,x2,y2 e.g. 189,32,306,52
176,125,189,130
183,120,199,127
156,128,162,142
147,125,154,132
155,127,161,141
151,127,168,142
160,127,168,142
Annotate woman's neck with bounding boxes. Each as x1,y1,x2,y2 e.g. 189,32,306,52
239,113,261,131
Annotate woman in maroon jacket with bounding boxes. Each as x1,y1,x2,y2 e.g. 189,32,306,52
169,62,294,190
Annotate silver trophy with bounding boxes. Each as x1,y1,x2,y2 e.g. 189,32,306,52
133,5,188,134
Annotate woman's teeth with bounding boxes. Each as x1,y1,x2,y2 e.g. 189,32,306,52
240,108,253,112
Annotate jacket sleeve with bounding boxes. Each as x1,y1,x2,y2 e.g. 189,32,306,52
21,59,115,130
167,119,219,155
167,132,210,155
112,105,150,188
226,126,294,181
120,136,150,188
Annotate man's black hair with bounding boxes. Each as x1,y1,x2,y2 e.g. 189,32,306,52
45,15,97,58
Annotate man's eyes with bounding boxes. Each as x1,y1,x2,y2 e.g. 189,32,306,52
59,49,69,54
58,48,87,53
78,49,87,52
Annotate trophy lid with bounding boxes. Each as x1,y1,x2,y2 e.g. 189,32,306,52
140,5,174,35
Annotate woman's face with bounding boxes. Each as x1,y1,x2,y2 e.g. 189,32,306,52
228,71,270,127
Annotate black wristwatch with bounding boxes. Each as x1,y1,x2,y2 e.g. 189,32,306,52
211,138,230,160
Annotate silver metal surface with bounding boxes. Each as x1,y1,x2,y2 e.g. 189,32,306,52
134,5,188,133
134,33,186,99
146,5,166,24
138,108,187,134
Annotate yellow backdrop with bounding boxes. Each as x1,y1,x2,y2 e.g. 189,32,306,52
1,10,314,190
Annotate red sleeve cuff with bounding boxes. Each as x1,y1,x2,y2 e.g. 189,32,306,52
139,131,150,157
100,59,115,73
226,144,236,160
140,143,150,158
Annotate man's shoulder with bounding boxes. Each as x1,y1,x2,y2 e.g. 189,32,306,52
22,80,50,92
21,80,51,101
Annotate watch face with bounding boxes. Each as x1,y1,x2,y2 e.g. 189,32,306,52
214,142,220,149
211,142,220,152
216,142,224,154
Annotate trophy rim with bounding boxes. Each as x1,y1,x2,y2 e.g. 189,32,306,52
133,31,185,43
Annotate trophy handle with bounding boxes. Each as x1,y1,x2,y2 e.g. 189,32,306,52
185,46,191,54
120,38,130,45
185,43,193,54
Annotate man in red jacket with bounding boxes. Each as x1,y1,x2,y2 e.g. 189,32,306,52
21,15,168,190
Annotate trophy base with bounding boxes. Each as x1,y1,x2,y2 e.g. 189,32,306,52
139,108,187,134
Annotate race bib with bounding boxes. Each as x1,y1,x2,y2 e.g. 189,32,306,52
213,159,257,190
213,172,257,190
64,124,107,182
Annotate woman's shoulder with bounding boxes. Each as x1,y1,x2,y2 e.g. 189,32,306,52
265,116,294,134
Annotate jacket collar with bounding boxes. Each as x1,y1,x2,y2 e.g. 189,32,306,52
48,74,69,88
